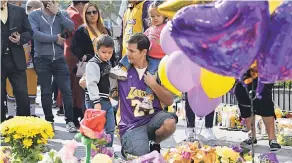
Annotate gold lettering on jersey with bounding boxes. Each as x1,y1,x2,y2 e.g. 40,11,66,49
126,87,147,100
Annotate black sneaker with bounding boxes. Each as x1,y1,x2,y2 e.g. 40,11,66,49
56,107,64,116
269,140,281,151
6,116,14,120
241,137,257,146
150,143,161,153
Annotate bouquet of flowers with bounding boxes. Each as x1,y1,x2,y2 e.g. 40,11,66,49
91,132,113,158
38,149,62,163
0,146,12,163
163,142,252,163
0,117,54,163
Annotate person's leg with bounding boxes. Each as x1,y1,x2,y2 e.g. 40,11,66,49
205,111,215,128
147,111,178,152
52,58,76,132
34,57,54,122
8,70,30,116
6,79,16,118
26,68,38,116
52,78,58,101
256,99,281,150
1,67,8,122
185,93,196,128
100,99,115,147
238,104,257,145
121,125,150,157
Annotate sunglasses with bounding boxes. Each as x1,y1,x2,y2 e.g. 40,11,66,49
86,10,98,15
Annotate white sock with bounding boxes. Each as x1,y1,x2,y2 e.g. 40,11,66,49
7,101,16,117
30,104,36,115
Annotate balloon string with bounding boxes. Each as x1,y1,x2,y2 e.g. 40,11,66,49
245,81,255,163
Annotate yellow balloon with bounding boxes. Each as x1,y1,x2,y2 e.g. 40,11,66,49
158,0,213,19
200,69,235,99
269,0,283,14
158,56,182,97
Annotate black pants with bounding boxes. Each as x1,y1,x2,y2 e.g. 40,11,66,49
185,93,214,128
1,54,30,122
52,78,58,101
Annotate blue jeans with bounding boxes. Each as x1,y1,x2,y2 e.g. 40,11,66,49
34,57,73,123
120,56,161,94
85,95,115,147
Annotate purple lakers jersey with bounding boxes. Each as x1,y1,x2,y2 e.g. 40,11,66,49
118,67,163,137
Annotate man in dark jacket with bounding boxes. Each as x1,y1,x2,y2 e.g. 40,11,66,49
1,0,32,122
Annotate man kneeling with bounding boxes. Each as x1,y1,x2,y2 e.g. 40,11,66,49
117,33,177,157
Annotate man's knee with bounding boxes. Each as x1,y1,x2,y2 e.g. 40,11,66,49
162,118,176,134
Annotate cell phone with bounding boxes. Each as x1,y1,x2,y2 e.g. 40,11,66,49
10,27,18,38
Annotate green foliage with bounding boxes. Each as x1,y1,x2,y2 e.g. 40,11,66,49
274,81,292,89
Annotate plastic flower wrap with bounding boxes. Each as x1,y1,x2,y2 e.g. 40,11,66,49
57,140,78,163
90,132,113,158
38,149,61,163
258,153,279,163
128,151,165,163
276,118,292,146
0,146,11,163
0,117,54,163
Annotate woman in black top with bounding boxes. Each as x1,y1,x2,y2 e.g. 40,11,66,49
235,65,281,151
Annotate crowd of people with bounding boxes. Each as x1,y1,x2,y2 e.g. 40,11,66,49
1,0,281,159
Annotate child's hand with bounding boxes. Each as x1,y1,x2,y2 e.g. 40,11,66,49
94,103,101,111
111,91,118,98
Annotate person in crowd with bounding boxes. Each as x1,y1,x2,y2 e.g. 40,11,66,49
110,0,151,77
8,0,21,6
28,0,77,132
5,0,42,119
85,35,116,147
111,1,167,111
71,2,116,109
117,33,177,157
1,0,32,122
55,0,89,127
185,94,216,140
234,62,281,151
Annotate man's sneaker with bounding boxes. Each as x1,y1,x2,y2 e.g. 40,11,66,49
241,137,257,146
56,107,64,116
109,66,127,81
139,97,153,111
6,116,14,120
150,143,161,153
50,122,55,132
202,128,217,140
66,122,77,133
269,140,281,151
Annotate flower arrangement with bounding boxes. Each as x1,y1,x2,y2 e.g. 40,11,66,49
0,117,54,163
163,142,253,163
0,146,12,163
74,109,107,163
38,149,62,163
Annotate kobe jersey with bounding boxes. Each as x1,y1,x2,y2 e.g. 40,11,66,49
117,67,163,137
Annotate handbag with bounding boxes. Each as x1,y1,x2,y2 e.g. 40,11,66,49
76,62,87,78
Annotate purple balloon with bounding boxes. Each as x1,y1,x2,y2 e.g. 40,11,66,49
160,22,181,55
166,51,201,92
187,84,221,117
259,1,292,83
170,0,269,79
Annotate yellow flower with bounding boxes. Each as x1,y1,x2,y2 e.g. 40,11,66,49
4,137,10,143
13,134,22,139
23,138,33,148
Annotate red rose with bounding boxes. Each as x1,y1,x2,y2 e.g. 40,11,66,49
79,110,106,139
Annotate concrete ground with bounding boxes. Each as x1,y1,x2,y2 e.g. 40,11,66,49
3,88,292,162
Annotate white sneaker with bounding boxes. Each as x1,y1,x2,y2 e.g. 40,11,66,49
202,128,217,140
109,66,127,81
139,97,153,111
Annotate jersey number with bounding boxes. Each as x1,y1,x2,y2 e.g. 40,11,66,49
131,99,154,117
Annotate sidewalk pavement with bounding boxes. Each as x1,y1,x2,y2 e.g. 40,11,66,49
33,89,292,162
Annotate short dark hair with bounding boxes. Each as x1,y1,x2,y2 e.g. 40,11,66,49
72,0,89,5
95,34,115,50
127,33,150,53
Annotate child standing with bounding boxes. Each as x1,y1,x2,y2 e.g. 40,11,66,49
110,1,167,111
85,35,116,147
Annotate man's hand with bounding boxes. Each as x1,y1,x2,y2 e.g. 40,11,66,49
111,90,118,98
94,103,102,111
9,32,20,44
47,1,59,15
56,34,65,45
82,55,87,62
144,72,158,88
